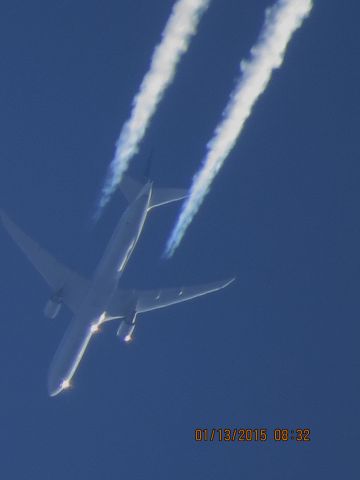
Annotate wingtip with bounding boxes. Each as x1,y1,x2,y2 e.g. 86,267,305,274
213,277,235,291
0,209,13,230
224,277,236,287
0,208,6,224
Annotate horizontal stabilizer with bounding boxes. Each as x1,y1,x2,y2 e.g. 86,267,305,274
0,210,89,312
149,188,188,209
119,174,187,207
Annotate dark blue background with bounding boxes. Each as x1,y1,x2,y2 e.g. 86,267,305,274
0,1,358,478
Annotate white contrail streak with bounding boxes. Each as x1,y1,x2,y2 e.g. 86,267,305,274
165,0,313,257
96,0,210,217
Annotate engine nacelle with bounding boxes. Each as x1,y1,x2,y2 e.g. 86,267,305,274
44,300,62,319
117,313,137,342
44,290,63,319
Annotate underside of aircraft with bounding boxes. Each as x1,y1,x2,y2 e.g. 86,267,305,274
0,173,234,394
0,180,233,343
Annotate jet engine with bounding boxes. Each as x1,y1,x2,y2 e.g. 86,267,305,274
44,290,63,319
117,313,137,342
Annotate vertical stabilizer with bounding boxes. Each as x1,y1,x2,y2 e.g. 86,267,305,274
119,175,144,203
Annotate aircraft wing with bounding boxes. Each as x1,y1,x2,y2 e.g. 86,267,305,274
135,278,234,313
107,279,234,317
0,210,89,312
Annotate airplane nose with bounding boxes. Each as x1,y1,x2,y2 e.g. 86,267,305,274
48,370,66,397
48,372,73,396
48,381,63,397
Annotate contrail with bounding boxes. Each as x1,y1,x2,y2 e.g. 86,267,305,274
96,0,210,218
165,0,313,257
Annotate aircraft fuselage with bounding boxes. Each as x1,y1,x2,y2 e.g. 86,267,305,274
47,182,152,396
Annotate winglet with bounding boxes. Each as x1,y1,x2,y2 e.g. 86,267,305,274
0,208,7,224
220,277,236,289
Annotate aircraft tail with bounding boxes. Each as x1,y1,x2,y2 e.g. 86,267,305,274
119,174,188,209
119,175,144,203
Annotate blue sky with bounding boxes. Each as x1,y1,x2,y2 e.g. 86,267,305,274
0,0,359,478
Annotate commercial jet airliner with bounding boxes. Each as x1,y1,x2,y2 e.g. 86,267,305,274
0,175,234,396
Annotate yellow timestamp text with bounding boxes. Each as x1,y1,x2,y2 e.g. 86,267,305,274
194,428,311,442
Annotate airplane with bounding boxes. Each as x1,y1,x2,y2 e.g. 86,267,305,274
0,175,234,397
